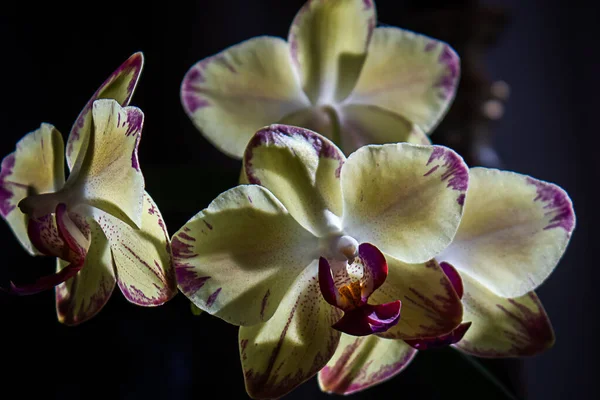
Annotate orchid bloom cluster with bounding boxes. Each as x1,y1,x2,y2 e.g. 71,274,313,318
1,0,576,399
0,53,176,325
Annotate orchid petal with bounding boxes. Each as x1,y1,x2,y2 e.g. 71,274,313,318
370,255,463,340
172,185,317,326
289,0,376,104
453,273,554,357
339,104,431,154
94,192,176,306
239,263,342,399
342,144,468,263
347,27,460,134
437,168,575,298
66,52,144,168
0,124,65,254
332,301,401,336
405,322,471,350
181,37,310,159
244,125,345,237
358,242,387,301
56,220,116,326
65,99,145,228
318,334,417,395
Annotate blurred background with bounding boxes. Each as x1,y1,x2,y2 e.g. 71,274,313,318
0,0,597,398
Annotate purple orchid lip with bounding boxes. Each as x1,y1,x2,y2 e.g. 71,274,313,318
318,242,402,336
405,321,472,350
332,301,402,336
4,204,87,295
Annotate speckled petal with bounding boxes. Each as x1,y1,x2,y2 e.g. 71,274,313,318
289,0,376,104
0,124,65,254
66,52,144,168
239,262,342,399
342,144,468,264
339,104,431,154
172,185,317,326
181,37,310,159
244,125,345,237
94,192,176,306
318,334,417,395
453,273,554,357
436,168,575,298
369,255,463,340
65,99,145,229
56,219,116,326
347,27,460,134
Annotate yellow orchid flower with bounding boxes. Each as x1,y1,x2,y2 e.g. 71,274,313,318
319,168,575,394
172,125,469,398
181,0,458,157
0,54,176,325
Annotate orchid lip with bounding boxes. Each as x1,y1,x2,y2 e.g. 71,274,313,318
318,242,401,336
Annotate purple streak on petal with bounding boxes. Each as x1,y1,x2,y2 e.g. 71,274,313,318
406,321,471,350
319,340,417,395
56,272,115,326
203,220,213,230
362,0,373,9
177,232,196,242
358,242,387,301
435,45,460,100
425,147,468,200
124,108,144,136
439,261,463,299
425,40,438,52
181,54,236,114
526,177,575,232
182,94,210,113
119,282,173,306
457,193,465,206
332,301,401,336
458,293,554,357
319,257,339,307
245,125,345,184
0,153,16,217
206,287,222,307
260,289,271,320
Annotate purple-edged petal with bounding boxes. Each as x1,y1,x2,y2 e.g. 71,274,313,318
370,255,463,340
244,125,345,237
318,334,417,395
64,99,145,228
453,273,554,357
172,185,317,326
56,219,116,326
436,167,575,298
288,0,376,104
181,37,310,159
332,301,401,336
66,52,144,169
94,192,176,306
342,143,468,264
0,124,65,254
338,104,431,154
239,263,342,399
405,321,471,350
347,27,460,134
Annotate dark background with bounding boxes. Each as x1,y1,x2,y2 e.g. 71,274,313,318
0,0,597,399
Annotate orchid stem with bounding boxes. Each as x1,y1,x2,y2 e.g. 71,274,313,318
457,351,523,400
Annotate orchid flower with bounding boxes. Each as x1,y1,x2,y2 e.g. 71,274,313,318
0,53,176,325
172,125,469,398
318,168,575,395
181,0,458,158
